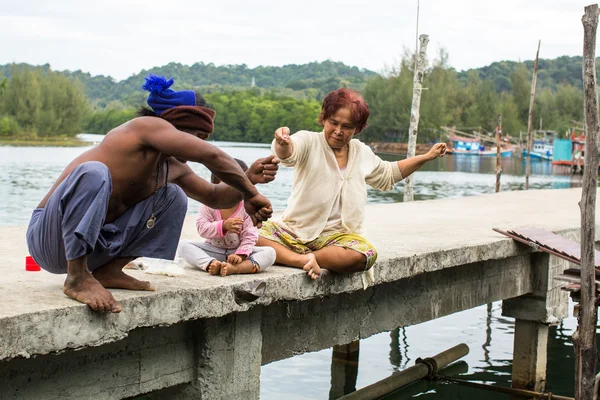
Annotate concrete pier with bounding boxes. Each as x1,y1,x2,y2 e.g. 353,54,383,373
0,188,593,399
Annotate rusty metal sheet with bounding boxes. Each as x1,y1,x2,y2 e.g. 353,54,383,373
511,228,582,259
493,227,600,268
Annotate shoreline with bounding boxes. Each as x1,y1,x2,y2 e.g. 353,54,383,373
0,138,91,147
367,141,434,155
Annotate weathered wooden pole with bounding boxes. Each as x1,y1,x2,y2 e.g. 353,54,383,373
495,114,502,192
404,34,429,202
574,5,599,399
525,40,541,190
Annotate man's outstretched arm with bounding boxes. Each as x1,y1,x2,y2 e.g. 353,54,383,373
138,117,259,199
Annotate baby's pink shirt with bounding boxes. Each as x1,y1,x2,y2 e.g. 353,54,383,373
195,202,258,256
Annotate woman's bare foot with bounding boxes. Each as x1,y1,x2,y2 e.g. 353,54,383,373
93,266,156,291
220,262,239,276
207,260,222,275
63,272,122,313
302,253,321,279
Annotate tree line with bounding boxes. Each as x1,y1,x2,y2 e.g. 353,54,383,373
0,60,377,107
361,51,583,143
0,65,88,137
0,55,586,143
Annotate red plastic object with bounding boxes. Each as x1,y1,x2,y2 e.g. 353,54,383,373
25,256,41,271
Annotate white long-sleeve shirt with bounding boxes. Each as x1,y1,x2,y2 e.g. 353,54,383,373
273,130,403,242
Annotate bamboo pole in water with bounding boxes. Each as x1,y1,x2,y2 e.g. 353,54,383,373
495,114,502,192
525,40,541,190
403,34,429,202
575,5,599,399
338,344,469,400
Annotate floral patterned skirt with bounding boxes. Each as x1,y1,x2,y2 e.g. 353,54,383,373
258,221,377,270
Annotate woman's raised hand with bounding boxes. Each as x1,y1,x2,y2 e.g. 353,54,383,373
274,127,291,146
427,143,447,160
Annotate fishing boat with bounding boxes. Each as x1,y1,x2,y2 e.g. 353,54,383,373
521,139,554,160
447,134,514,157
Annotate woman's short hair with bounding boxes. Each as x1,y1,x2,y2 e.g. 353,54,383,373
317,88,370,133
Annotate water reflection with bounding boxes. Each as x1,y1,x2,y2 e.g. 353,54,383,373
389,327,410,372
329,341,360,399
483,303,493,367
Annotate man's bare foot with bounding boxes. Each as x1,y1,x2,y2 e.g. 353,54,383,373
207,260,222,275
93,267,156,291
220,262,238,276
302,253,321,279
63,272,122,313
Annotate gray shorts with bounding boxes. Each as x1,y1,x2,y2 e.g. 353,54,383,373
26,161,188,273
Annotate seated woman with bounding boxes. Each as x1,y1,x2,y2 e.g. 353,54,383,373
257,88,446,279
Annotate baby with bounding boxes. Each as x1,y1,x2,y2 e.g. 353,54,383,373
177,158,276,276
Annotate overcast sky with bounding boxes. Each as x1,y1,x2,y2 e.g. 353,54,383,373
0,0,595,81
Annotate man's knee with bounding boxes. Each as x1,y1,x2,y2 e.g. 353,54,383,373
74,161,110,180
68,161,111,194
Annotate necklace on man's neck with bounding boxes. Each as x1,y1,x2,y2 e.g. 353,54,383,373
146,158,169,229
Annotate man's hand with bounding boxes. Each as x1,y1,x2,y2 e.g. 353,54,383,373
426,143,447,160
227,254,244,265
223,217,243,234
244,193,273,227
247,155,280,184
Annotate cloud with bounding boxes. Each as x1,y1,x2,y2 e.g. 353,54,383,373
1,0,598,80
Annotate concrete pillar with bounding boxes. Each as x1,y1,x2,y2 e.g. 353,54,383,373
329,340,359,399
195,308,263,400
154,308,263,400
502,252,569,392
512,319,549,391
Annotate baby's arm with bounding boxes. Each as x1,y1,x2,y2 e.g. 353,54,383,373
196,205,225,239
235,214,259,256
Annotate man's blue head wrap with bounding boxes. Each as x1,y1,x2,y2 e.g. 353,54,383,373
142,75,196,115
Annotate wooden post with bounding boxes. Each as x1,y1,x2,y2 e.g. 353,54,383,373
575,5,599,399
495,114,502,193
525,40,541,190
404,34,429,202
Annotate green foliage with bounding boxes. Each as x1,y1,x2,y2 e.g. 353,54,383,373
0,115,20,136
0,61,376,107
363,52,584,142
205,90,321,143
458,56,595,93
84,107,136,134
0,64,89,137
0,56,586,144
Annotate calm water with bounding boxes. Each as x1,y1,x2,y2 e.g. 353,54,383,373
0,136,589,399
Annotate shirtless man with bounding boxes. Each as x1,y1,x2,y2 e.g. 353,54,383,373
26,75,277,313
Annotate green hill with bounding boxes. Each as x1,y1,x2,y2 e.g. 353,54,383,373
458,55,589,93
0,61,378,107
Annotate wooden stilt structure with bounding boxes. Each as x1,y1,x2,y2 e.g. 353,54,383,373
574,5,599,399
495,114,502,192
404,34,429,202
525,40,541,190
